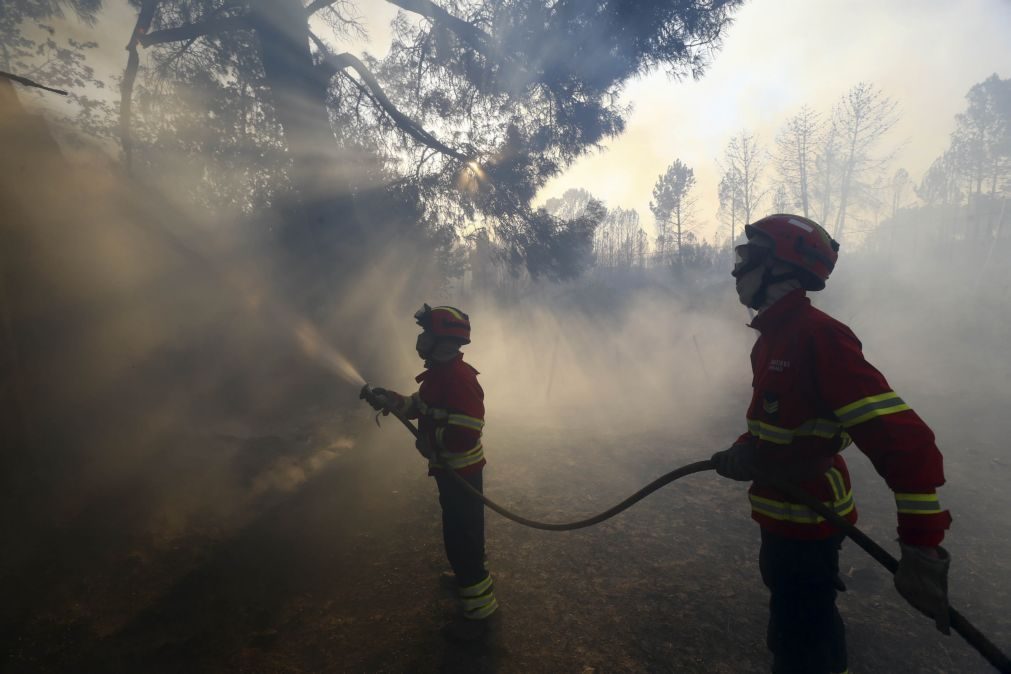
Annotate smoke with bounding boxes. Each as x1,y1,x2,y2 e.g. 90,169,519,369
2,27,1009,669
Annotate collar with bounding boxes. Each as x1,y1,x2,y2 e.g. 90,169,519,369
415,352,465,383
749,289,809,333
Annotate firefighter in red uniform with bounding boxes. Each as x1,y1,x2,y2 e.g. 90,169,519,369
711,214,953,674
363,304,498,642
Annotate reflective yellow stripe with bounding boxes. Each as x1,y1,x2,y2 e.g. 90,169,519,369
458,574,497,619
895,492,943,515
431,443,485,470
465,596,499,619
448,413,485,431
747,418,843,445
441,444,485,469
751,471,855,524
459,574,493,597
434,305,465,320
833,391,910,428
462,593,496,611
826,467,846,501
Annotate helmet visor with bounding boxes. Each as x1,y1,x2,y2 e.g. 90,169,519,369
413,303,432,328
732,244,770,278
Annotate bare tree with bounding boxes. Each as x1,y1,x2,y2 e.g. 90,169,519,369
830,82,899,240
650,159,697,264
718,166,743,247
774,105,820,218
812,119,841,227
719,131,766,229
771,184,790,214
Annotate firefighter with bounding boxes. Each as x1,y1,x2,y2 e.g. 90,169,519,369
363,304,498,642
711,214,952,674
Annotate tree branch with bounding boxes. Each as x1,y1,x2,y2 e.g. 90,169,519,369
312,35,469,163
121,0,160,170
0,70,68,95
306,0,336,14
139,15,249,47
384,0,499,65
156,1,245,75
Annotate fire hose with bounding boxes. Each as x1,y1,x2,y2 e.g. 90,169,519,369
364,387,1011,672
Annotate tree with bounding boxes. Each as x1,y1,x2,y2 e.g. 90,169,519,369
774,105,819,218
650,159,696,264
812,119,841,228
890,168,910,219
719,130,765,228
593,207,642,269
771,184,790,214
718,165,743,247
829,82,899,240
1,1,113,139
543,187,596,221
916,152,962,207
950,74,1011,201
121,0,744,281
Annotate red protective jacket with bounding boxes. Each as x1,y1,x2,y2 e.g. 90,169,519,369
738,290,951,546
404,354,486,476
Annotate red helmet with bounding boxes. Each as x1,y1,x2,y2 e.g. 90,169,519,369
745,214,839,290
414,304,471,344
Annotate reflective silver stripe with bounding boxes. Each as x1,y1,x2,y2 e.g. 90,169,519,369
448,413,485,431
834,392,910,427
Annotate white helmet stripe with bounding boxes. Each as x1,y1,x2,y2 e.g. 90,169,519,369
788,217,814,232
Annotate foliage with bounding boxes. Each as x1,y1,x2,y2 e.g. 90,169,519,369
827,82,899,239
650,158,696,263
120,0,742,280
1,1,113,141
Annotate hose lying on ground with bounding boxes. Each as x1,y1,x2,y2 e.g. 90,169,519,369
384,410,1011,673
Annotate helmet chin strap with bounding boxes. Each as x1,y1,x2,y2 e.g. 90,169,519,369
748,268,799,310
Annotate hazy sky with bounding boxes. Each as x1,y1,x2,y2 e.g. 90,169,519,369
350,0,1011,242
39,0,1011,243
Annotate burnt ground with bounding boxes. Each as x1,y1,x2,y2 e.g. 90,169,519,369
2,409,1009,674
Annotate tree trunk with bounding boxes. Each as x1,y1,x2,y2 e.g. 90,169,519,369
250,0,359,271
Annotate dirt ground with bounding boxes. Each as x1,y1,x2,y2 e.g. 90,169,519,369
2,407,1009,673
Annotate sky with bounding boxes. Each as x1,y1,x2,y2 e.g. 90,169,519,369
30,0,1011,243
530,0,1011,242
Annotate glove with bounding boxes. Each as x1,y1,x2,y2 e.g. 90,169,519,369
894,542,951,634
361,386,400,415
710,443,756,481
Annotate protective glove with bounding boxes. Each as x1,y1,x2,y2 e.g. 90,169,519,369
361,386,401,415
710,443,756,481
894,541,951,635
